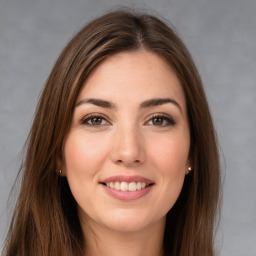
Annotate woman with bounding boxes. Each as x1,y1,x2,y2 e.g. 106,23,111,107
2,10,221,256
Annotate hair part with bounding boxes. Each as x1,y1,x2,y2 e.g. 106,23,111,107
2,9,221,256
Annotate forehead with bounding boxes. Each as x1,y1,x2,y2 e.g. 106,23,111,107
78,50,186,108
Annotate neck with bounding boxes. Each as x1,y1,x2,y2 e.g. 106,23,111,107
81,217,166,256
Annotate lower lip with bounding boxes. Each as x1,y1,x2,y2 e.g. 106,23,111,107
101,184,153,201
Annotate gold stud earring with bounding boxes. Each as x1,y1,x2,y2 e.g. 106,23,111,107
59,169,62,175
188,167,192,172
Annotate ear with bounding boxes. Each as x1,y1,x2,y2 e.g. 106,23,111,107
185,166,192,175
185,158,193,175
56,154,66,177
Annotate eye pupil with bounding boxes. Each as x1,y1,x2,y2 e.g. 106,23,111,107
153,117,163,125
92,117,102,125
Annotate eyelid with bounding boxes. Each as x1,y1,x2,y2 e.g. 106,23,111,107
78,112,176,127
144,113,176,126
79,113,111,126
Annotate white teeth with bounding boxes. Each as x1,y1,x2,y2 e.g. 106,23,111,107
136,182,142,190
105,181,150,191
110,182,115,188
114,181,120,190
128,182,136,191
120,182,128,191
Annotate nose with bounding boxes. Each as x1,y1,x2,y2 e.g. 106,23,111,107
110,125,146,167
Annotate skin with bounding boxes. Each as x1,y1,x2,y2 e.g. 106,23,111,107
60,50,191,256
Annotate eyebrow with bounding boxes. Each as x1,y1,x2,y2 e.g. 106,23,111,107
76,98,116,108
76,97,182,113
140,98,182,112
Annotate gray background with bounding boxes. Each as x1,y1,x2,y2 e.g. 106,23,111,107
0,0,255,255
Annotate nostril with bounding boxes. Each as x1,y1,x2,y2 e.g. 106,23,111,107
115,159,141,166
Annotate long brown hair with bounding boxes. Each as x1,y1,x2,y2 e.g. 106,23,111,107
2,10,221,256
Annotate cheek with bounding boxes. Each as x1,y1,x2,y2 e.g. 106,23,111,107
63,132,110,213
64,132,108,177
148,133,190,174
147,134,189,212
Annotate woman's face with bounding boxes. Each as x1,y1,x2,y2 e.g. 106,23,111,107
61,50,191,234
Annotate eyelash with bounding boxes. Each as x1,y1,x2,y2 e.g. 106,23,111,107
79,113,110,127
79,113,176,127
146,113,176,126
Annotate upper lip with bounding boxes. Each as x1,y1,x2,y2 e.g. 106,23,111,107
100,175,154,184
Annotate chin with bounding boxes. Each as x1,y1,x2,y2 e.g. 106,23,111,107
99,208,163,233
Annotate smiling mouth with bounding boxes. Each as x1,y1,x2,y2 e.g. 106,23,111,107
101,181,153,192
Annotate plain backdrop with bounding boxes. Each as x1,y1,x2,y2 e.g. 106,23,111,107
0,0,255,255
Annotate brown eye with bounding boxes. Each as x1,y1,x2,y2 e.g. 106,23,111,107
91,117,103,125
152,117,164,126
80,115,109,127
146,114,176,127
